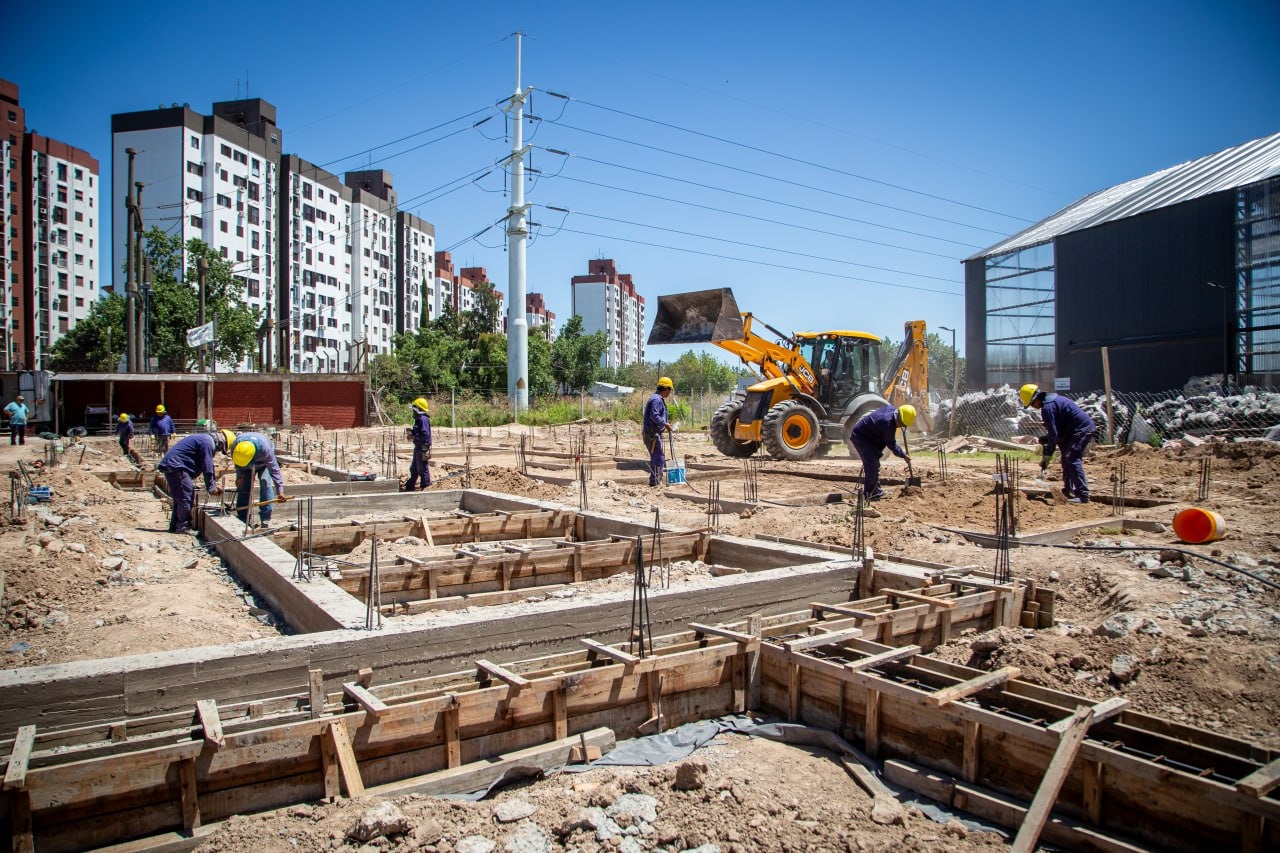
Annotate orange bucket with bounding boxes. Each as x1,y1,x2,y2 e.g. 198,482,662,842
1172,507,1226,544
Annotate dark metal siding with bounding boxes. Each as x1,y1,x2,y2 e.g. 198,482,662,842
963,258,987,388
1054,191,1236,391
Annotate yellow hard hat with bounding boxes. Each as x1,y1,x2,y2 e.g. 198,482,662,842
412,397,429,413
219,429,237,453
897,404,917,428
1019,383,1041,407
657,376,674,390
118,413,129,423
232,440,257,468
155,404,166,414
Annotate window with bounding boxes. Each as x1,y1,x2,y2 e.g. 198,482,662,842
56,163,67,181
190,215,203,227
74,168,83,181
190,135,200,149
186,187,203,202
236,250,244,262
220,220,228,233
75,297,84,307
247,206,259,225
220,169,228,182
74,211,83,222
220,143,231,157
247,279,260,298
247,182,259,201
302,182,312,199
6,111,15,123
251,158,260,176
75,275,84,287
56,188,67,203
233,150,247,164
187,161,203,177
250,231,259,249
984,242,1056,387
236,225,244,237
75,232,83,243
216,193,231,208
74,189,83,201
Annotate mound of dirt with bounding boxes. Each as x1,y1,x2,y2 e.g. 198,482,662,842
429,465,566,501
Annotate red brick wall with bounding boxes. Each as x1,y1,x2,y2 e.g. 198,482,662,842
291,381,364,429
213,382,282,427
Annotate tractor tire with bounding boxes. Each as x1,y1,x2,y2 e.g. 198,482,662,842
710,395,760,458
843,404,884,460
762,400,822,462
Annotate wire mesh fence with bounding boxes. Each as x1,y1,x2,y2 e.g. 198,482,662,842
937,384,1280,445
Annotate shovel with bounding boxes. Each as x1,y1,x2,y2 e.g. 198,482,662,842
901,430,922,487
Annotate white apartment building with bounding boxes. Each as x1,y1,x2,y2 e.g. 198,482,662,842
3,79,101,369
111,99,282,330
280,155,353,372
345,170,397,359
396,210,434,334
570,258,646,369
526,292,557,342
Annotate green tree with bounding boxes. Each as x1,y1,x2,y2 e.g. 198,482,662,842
48,293,127,371
527,330,554,397
461,280,502,342
551,315,608,393
926,331,965,393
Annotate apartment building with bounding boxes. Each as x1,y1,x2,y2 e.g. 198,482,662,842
458,266,504,332
111,98,282,326
526,292,557,342
395,211,434,335
344,169,398,359
570,258,645,369
2,79,101,369
278,155,353,372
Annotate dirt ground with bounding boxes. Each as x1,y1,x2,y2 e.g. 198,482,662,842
3,423,1278,850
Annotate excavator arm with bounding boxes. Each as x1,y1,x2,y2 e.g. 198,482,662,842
882,320,931,428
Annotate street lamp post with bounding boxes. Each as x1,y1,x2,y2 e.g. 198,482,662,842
938,325,959,437
1207,281,1229,390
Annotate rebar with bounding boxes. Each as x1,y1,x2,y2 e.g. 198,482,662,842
365,525,382,631
578,461,589,511
1197,457,1211,502
851,487,865,560
707,477,721,529
1110,462,1128,517
628,534,652,659
936,449,948,484
649,506,668,589
992,455,1015,584
743,457,760,503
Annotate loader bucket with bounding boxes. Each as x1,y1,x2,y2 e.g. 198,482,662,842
647,288,745,345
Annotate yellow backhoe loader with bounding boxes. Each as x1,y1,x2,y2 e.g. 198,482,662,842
647,287,930,461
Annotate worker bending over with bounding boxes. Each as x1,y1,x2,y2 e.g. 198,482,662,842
642,377,675,487
1021,384,1096,504
402,397,433,491
150,405,174,453
232,432,286,528
849,404,915,501
158,429,232,534
116,414,134,458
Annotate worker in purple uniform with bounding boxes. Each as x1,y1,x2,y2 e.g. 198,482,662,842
232,432,286,528
116,414,135,458
150,405,174,454
642,377,675,487
1020,384,1097,503
402,397,433,491
157,429,232,534
849,404,916,501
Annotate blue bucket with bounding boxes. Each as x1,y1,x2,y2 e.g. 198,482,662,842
666,465,686,485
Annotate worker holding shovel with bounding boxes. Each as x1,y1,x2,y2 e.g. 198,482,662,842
642,377,676,487
1020,384,1096,504
849,404,915,501
116,414,134,459
232,433,286,528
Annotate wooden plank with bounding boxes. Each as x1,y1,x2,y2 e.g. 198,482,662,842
308,669,325,719
1011,706,1095,853
443,705,461,769
689,622,759,646
962,719,981,783
580,638,640,666
884,588,957,609
195,700,224,750
846,645,920,672
177,757,201,832
3,725,35,791
342,682,390,719
1049,696,1128,733
1083,758,1104,824
884,760,1148,853
420,515,434,547
324,720,365,797
1237,756,1280,798
788,662,801,722
319,722,340,800
747,613,763,712
783,626,865,652
865,688,881,758
809,602,892,622
926,666,1021,707
11,789,32,853
476,659,530,692
552,688,567,741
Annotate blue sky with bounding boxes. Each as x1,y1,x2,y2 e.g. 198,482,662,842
5,0,1278,358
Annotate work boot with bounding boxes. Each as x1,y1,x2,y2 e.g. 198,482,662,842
1067,496,1088,504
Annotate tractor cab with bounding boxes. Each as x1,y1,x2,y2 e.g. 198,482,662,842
797,332,882,412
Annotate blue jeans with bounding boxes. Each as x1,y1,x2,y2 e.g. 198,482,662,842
163,468,195,533
644,433,666,486
236,467,276,524
1060,432,1094,499
404,444,431,490
851,436,885,498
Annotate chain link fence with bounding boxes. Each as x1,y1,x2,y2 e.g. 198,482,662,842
937,383,1280,444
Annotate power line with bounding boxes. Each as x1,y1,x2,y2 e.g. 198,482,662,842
550,226,962,297
538,148,981,249
545,92,1034,223
540,137,1008,236
540,205,959,284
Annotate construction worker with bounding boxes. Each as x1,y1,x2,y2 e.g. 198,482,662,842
150,405,174,454
116,414,134,458
642,377,675,487
1020,384,1096,503
402,398,433,491
4,394,29,445
849,404,915,501
157,429,232,535
232,433,285,528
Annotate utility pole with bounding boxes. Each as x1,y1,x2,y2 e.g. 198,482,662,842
124,148,138,373
504,32,531,412
197,257,208,373
134,181,147,372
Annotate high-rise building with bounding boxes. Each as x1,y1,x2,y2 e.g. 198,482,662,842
111,98,283,325
1,79,101,369
526,292,556,342
344,169,398,360
570,258,645,368
457,266,504,332
396,211,434,335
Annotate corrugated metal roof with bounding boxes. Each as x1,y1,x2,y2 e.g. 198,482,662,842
968,131,1280,261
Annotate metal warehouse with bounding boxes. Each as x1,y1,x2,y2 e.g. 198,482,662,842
963,131,1280,392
